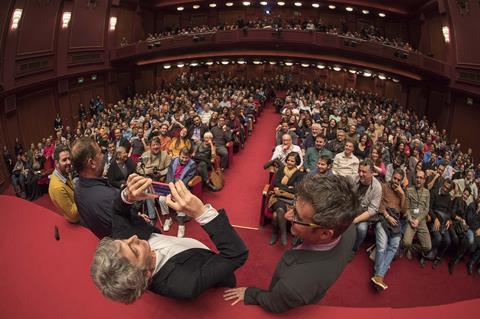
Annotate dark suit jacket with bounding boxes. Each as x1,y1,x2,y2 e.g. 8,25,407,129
115,138,131,153
111,195,249,300
187,123,208,141
106,158,136,189
244,225,356,313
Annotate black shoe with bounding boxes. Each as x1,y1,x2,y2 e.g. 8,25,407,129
269,232,278,245
448,261,456,275
467,263,474,275
432,258,441,269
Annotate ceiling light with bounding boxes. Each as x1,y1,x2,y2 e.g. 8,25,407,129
363,71,372,77
312,3,320,8
328,5,336,9
242,1,251,6
109,17,117,31
301,63,310,68
378,12,386,17
163,64,171,69
205,61,214,65
349,69,357,74
189,62,199,67
277,1,285,6
253,60,262,65
345,7,354,12
333,66,342,71
221,60,230,65
378,74,386,80
269,61,277,65
294,2,302,7
209,3,217,8
316,64,325,69
260,1,268,5
177,63,185,68
226,2,234,6
177,6,184,11
392,78,399,83
237,60,246,64
362,9,369,14
285,62,293,66
193,5,200,9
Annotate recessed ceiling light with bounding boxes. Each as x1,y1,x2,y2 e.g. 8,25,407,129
363,71,372,77
209,3,217,8
346,7,354,12
269,61,277,65
237,60,246,64
253,60,262,65
193,5,200,9
349,69,357,74
277,1,285,6
177,6,184,11
317,64,325,69
392,78,399,83
362,9,369,14
205,61,214,65
378,12,386,17
312,3,320,8
177,63,185,68
328,5,336,9
294,2,302,7
260,1,268,5
189,62,199,67
301,63,310,67
378,74,386,80
163,64,171,69
285,62,293,66
221,60,229,65
226,2,234,6
333,66,342,71
242,1,251,6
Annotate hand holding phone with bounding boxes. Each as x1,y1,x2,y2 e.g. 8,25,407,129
151,181,171,197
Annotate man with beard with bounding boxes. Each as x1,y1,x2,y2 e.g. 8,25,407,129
48,145,79,224
73,137,120,238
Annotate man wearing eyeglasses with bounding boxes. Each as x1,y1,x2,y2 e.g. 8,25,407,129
224,174,359,313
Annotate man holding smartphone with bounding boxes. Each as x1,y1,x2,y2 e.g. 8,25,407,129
90,175,248,303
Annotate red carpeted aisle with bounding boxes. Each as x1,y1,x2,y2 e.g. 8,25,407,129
1,103,480,318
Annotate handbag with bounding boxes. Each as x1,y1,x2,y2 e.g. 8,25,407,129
210,168,224,190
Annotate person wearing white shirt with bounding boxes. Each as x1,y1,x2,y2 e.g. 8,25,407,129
271,133,303,168
332,141,360,177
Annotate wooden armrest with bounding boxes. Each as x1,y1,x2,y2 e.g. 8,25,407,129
262,184,270,196
188,175,202,187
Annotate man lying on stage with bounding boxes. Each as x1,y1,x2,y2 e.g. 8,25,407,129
224,174,359,313
90,174,248,303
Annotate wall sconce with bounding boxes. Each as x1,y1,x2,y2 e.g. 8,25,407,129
109,17,117,31
442,26,450,43
62,12,71,28
11,9,23,30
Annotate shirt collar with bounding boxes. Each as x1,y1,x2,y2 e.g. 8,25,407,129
53,168,67,184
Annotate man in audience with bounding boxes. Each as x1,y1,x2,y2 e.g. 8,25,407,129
332,141,359,177
426,163,445,194
271,133,303,168
210,116,232,169
48,145,79,224
275,122,298,146
371,169,406,290
113,128,131,153
107,146,136,189
188,115,208,145
402,170,431,260
90,176,248,303
326,129,346,155
158,123,172,152
302,123,322,150
352,159,383,252
307,155,333,177
137,137,172,222
223,174,358,313
454,170,478,205
73,137,119,238
303,135,332,173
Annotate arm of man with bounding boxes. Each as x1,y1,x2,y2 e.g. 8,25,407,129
51,186,79,223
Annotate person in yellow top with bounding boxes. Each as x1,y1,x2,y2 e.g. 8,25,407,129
48,145,80,223
169,127,192,158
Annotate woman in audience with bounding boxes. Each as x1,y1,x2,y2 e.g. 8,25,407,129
371,147,386,179
192,132,217,191
354,133,371,160
266,152,305,246
169,127,192,158
325,118,338,141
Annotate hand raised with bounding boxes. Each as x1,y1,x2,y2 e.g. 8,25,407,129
124,173,159,202
165,181,206,218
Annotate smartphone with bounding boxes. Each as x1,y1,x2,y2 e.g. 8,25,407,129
151,181,171,196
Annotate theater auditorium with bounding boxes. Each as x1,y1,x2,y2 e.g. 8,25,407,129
1,1,480,318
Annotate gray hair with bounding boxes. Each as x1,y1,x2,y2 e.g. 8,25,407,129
296,174,359,238
90,237,149,304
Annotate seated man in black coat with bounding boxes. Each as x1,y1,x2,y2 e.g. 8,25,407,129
106,146,136,189
224,174,359,313
90,174,249,303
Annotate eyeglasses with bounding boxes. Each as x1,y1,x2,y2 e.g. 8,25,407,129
290,201,322,228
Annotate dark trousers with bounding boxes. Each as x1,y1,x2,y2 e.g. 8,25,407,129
431,229,451,258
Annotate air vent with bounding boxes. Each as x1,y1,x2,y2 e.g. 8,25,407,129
17,58,50,76
70,52,102,64
458,68,480,85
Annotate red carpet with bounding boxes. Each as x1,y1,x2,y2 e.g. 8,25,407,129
1,104,480,318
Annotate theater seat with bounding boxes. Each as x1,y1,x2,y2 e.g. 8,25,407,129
226,141,234,168
188,175,203,198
